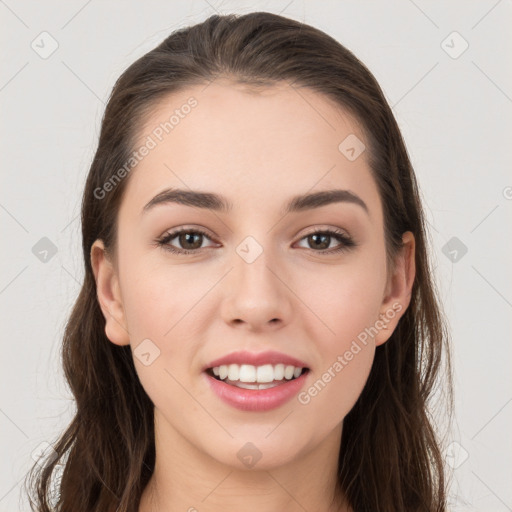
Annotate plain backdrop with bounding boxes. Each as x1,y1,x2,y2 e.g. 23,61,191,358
1,1,511,510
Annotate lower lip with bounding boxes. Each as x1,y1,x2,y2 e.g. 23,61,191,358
204,371,309,412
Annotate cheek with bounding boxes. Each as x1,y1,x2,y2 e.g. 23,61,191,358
118,254,221,395
293,253,385,423
120,250,206,344
298,249,387,350
296,268,380,421
297,342,374,435
120,264,201,416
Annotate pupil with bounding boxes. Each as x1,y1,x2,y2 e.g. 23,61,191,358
180,232,202,249
311,234,329,249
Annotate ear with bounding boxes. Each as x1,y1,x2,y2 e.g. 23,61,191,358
90,239,130,346
374,231,416,346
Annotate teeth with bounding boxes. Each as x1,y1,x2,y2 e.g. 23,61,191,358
256,364,274,383
240,364,256,382
218,365,228,380
227,364,239,381
274,364,285,380
211,363,305,383
233,381,282,390
284,365,295,380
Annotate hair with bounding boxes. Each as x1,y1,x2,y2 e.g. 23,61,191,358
24,11,453,512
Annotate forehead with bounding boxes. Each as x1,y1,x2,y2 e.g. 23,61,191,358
121,79,381,220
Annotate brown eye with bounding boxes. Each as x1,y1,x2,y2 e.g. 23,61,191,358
307,233,331,250
296,229,356,254
177,232,203,250
156,228,217,254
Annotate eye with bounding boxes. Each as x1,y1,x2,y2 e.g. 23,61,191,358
155,228,218,255
155,227,356,256
295,228,356,255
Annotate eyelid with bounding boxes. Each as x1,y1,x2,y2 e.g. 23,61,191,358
298,224,351,238
159,224,216,238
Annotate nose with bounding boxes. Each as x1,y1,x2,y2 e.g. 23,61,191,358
220,247,293,332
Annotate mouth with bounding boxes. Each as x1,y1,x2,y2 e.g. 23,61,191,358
205,363,310,390
203,363,310,411
202,350,311,411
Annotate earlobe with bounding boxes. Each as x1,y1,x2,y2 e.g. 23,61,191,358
374,231,416,346
90,239,131,346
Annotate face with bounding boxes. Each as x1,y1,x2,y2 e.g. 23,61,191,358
91,79,414,471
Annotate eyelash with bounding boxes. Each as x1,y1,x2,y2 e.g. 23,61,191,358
155,227,356,256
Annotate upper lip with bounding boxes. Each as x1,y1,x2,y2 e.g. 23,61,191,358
203,350,309,372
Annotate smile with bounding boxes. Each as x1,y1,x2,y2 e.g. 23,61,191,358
207,363,307,389
204,364,310,412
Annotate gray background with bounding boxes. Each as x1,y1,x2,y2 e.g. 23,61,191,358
1,1,511,510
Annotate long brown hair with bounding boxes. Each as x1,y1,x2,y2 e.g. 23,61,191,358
24,11,453,512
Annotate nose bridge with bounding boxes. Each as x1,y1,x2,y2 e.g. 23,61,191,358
221,234,292,329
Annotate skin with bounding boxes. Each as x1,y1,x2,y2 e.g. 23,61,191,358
91,79,415,512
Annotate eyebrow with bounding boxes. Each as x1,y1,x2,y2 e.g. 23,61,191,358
142,187,369,216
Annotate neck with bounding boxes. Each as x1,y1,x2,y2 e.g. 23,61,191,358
138,409,350,512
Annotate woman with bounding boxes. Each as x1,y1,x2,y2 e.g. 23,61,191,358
25,11,452,512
